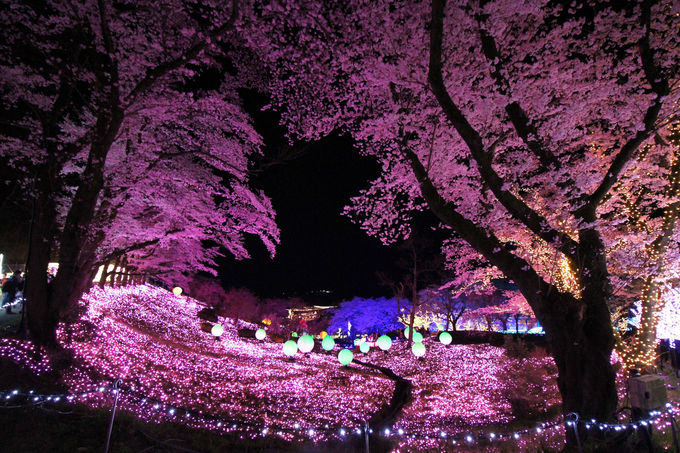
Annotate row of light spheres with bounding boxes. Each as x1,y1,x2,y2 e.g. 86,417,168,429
206,318,455,365
182,284,453,362
278,327,456,365
282,334,366,365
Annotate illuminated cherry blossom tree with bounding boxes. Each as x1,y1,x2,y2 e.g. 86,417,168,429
247,0,680,426
657,287,680,347
0,0,278,344
609,122,680,370
463,290,534,332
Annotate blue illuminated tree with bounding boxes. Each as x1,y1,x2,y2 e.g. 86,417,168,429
327,297,405,339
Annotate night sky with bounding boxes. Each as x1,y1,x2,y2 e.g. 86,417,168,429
218,92,403,300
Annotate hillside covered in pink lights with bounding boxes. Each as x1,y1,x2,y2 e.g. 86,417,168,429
1,285,572,449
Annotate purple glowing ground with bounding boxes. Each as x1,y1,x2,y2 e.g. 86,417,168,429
360,340,565,450
56,285,394,442
59,285,564,443
365,342,557,428
3,284,562,447
1,284,673,450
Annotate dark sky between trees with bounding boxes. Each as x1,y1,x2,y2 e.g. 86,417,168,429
0,87,444,300
218,91,406,300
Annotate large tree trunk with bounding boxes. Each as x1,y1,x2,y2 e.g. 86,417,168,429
23,175,59,346
51,171,105,315
539,294,618,422
24,107,124,344
406,248,418,349
529,230,618,423
62,236,104,321
51,110,123,322
553,338,617,422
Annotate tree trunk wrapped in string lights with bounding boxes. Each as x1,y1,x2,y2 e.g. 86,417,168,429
615,122,680,372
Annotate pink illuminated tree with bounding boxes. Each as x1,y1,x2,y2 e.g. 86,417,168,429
420,288,468,331
463,290,534,332
657,287,680,346
246,0,680,427
0,0,279,344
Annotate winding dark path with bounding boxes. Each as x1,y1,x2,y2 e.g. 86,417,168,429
353,358,413,453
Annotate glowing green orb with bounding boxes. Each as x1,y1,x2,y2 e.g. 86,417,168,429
376,335,392,351
403,327,411,338
298,334,315,353
255,328,266,340
412,331,423,343
321,336,335,351
338,348,353,366
359,342,370,353
211,324,224,337
412,342,426,357
291,332,298,338
439,331,452,345
283,340,298,357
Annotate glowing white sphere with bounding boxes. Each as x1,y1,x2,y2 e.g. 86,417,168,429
359,342,370,353
439,331,453,345
338,348,353,366
255,328,266,340
211,324,224,337
321,336,335,351
412,342,426,357
298,334,315,353
283,340,298,357
172,286,183,296
377,335,392,351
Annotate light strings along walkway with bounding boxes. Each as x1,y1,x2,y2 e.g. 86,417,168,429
0,383,677,449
